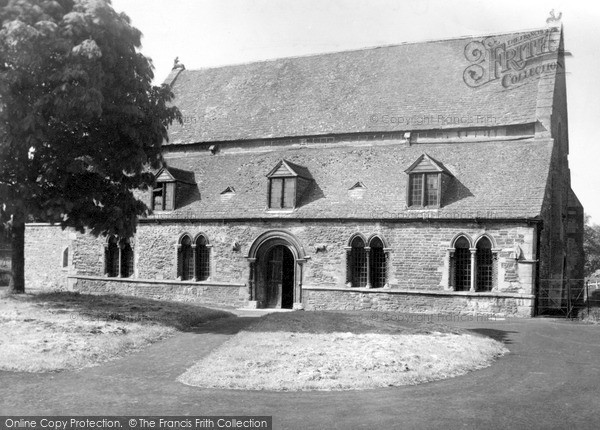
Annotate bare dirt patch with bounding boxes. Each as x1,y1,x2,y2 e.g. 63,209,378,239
179,311,508,391
0,291,233,372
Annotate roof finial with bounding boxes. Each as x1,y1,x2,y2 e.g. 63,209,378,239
173,56,185,70
546,9,562,26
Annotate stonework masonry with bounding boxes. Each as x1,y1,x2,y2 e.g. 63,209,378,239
26,220,538,316
24,224,73,290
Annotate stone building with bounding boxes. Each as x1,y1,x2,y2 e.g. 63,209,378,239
25,25,584,317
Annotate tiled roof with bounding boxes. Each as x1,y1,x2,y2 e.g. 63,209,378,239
155,166,196,184
151,138,553,220
166,28,561,144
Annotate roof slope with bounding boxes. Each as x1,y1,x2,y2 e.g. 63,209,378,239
152,138,553,220
166,27,561,144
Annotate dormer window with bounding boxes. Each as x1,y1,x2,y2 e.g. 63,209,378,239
153,182,174,211
405,154,452,208
269,178,296,209
151,166,196,212
266,160,312,210
410,173,439,207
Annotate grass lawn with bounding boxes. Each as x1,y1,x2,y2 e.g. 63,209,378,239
0,290,233,372
179,311,508,391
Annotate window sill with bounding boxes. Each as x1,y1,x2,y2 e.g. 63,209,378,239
302,285,534,299
69,274,245,288
406,206,441,210
265,208,296,214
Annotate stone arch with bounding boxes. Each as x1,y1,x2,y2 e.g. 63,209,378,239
193,232,210,245
474,233,496,248
247,229,306,260
347,232,368,247
367,233,389,249
246,230,307,309
450,233,473,248
178,232,193,244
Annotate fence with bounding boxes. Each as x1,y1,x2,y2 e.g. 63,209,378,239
536,278,586,318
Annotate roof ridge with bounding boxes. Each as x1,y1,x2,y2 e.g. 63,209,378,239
172,26,554,74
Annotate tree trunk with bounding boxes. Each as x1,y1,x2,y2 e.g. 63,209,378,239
9,220,25,294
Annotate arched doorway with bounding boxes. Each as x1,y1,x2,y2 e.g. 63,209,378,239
247,230,307,309
264,245,295,308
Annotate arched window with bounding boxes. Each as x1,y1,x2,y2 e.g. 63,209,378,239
195,235,210,281
178,235,194,281
369,237,387,288
350,236,367,288
476,237,494,292
105,236,119,277
120,239,134,278
454,236,471,291
62,247,69,268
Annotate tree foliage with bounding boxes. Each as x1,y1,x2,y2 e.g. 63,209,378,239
584,215,600,278
0,0,180,292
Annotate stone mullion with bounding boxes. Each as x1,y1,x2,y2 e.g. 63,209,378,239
470,248,477,292
117,241,123,278
247,258,256,301
344,246,352,287
176,244,182,280
191,244,197,281
365,246,372,289
446,248,455,290
205,244,213,281
295,259,306,309
383,248,392,288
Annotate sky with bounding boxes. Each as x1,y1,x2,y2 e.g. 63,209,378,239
111,0,600,224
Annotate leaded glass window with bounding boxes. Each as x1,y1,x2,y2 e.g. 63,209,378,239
370,237,387,288
454,236,471,291
476,237,494,292
350,236,368,288
196,235,210,281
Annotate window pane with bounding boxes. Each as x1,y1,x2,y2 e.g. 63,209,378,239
120,244,134,278
454,237,471,291
164,183,175,211
181,243,193,281
62,247,69,268
455,248,471,291
283,178,296,208
107,236,119,277
410,174,423,206
350,237,367,288
370,237,386,288
270,179,283,208
426,174,439,206
153,187,164,210
476,237,494,292
196,236,210,281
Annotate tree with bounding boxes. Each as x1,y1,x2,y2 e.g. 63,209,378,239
584,215,600,278
0,0,180,293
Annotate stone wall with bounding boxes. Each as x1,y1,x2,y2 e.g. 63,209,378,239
67,220,537,291
72,276,247,308
26,220,539,315
303,287,534,317
24,224,74,290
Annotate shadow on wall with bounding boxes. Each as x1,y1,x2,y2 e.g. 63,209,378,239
444,177,474,207
301,181,326,207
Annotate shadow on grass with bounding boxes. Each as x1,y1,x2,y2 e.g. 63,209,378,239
467,328,517,345
244,311,469,335
5,291,236,332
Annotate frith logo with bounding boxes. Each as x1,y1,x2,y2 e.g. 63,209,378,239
463,27,560,89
